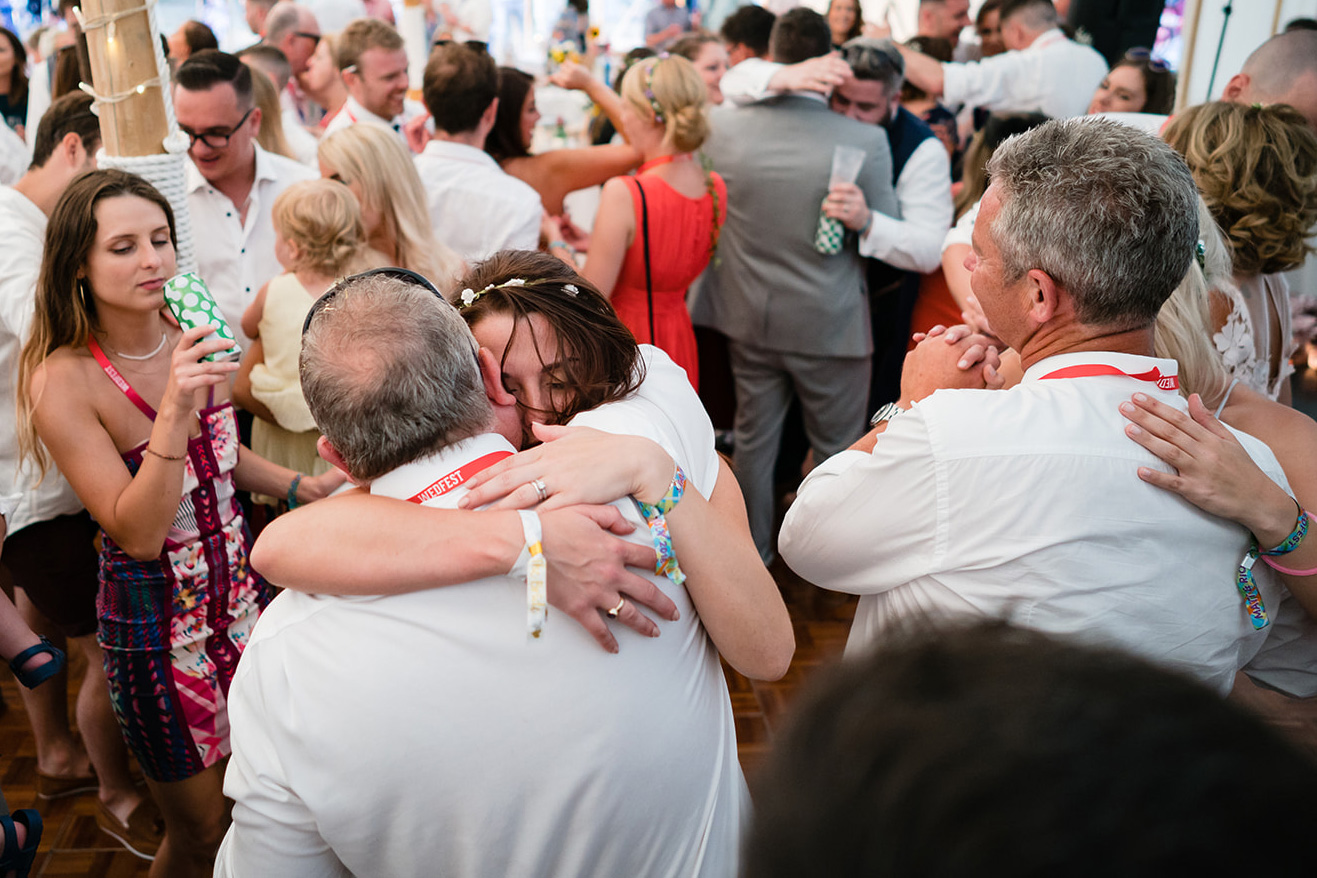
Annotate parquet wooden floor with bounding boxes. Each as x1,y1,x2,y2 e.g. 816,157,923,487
0,560,856,877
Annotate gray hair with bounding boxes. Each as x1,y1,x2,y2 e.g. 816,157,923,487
262,2,303,44
986,116,1200,327
840,37,904,95
300,274,492,481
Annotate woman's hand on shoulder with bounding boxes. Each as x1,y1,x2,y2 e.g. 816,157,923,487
159,325,241,422
1120,391,1288,535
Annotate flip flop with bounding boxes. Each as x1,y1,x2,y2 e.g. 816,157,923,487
0,809,42,878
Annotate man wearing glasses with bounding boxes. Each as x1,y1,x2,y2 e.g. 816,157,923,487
259,1,321,79
175,50,317,348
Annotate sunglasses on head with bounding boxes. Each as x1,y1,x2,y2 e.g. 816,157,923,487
1123,47,1170,73
432,38,488,53
302,267,451,337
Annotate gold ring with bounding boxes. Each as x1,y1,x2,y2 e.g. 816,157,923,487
606,598,625,618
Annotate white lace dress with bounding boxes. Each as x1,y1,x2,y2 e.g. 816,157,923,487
1214,273,1295,401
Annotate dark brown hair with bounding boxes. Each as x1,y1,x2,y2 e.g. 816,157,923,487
30,91,100,168
423,42,497,134
485,66,534,162
456,250,643,426
0,26,29,110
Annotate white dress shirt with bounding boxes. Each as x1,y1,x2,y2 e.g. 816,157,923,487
217,421,743,877
321,95,426,149
413,139,542,263
0,188,84,532
281,108,321,166
0,122,26,185
941,29,1108,119
858,135,951,273
720,58,950,274
186,145,318,348
779,351,1290,696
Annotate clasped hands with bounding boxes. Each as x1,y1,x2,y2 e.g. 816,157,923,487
898,323,1005,406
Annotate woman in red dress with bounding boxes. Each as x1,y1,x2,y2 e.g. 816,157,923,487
573,55,725,391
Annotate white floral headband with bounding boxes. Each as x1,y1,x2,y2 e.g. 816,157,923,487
458,278,580,309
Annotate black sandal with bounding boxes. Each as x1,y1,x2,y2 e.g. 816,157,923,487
8,637,66,690
0,809,41,877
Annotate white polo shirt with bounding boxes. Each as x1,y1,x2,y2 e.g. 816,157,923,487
217,427,743,877
0,187,82,532
413,139,542,263
941,29,1109,119
186,144,318,348
780,351,1290,695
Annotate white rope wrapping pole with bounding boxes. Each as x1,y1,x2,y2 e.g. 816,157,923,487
77,0,197,275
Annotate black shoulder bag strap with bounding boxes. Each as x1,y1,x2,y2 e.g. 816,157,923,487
636,178,655,345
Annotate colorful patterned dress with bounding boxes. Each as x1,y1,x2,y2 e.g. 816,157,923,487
89,339,268,782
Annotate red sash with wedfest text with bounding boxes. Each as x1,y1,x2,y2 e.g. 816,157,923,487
1037,363,1179,391
405,451,513,504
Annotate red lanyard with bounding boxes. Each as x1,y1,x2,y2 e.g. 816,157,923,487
1037,362,1179,392
405,451,514,504
88,337,160,421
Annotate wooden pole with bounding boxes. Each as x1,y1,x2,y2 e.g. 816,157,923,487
80,0,170,157
1177,0,1203,113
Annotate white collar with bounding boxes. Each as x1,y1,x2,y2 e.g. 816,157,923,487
343,95,399,128
1027,28,1068,52
421,138,501,168
1022,350,1180,391
369,433,517,504
184,143,276,195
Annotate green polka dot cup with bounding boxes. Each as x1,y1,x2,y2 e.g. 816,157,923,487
163,273,241,362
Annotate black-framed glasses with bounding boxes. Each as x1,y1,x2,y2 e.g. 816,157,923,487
181,107,255,149
303,267,452,336
294,30,321,46
1123,47,1171,73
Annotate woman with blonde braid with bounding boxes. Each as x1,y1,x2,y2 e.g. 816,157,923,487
568,55,725,390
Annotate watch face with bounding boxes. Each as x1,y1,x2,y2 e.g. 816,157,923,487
869,403,904,427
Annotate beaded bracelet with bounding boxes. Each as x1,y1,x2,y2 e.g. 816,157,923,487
145,446,185,461
636,465,688,587
287,473,303,510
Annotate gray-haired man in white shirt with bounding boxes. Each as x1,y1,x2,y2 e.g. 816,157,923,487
780,117,1291,695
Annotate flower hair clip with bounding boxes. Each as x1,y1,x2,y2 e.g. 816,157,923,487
458,277,574,310
644,56,668,124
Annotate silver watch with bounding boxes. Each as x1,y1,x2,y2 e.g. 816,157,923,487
869,402,906,428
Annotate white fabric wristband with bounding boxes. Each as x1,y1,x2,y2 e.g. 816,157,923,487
517,509,547,639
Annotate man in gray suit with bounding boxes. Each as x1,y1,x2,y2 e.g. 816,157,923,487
692,8,899,562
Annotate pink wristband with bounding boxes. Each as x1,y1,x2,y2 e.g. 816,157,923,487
1260,555,1317,577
